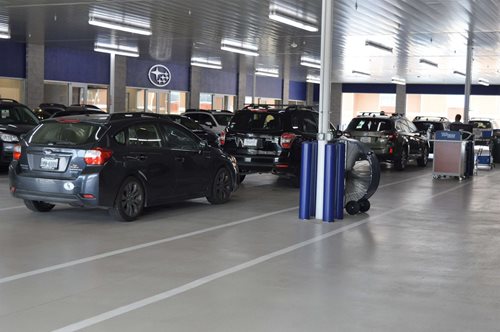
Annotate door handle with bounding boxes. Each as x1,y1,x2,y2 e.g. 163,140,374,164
175,157,185,163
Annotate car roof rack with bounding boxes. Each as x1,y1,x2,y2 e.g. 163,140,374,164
242,104,316,111
0,98,19,104
358,111,390,117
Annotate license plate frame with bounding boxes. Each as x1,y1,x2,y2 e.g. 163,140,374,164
243,138,258,147
40,157,59,170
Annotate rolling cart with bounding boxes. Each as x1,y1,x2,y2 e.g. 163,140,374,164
473,129,494,170
432,130,474,180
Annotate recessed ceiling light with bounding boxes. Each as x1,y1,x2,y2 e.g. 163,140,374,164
88,8,152,35
365,40,393,53
190,57,222,70
94,42,139,57
419,58,439,68
300,56,321,69
306,74,320,83
255,68,279,78
221,39,259,56
352,70,371,77
391,77,406,85
269,4,318,32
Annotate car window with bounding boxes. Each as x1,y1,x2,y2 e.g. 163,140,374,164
213,114,232,126
186,113,215,126
162,124,199,150
291,111,318,133
29,122,104,146
127,124,163,148
229,112,283,131
347,118,392,132
395,120,407,132
404,119,418,132
0,106,39,125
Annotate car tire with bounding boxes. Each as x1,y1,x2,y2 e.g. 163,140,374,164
358,198,371,213
109,177,145,222
238,175,246,183
207,167,232,204
395,147,408,171
24,200,55,212
345,201,360,215
417,146,429,167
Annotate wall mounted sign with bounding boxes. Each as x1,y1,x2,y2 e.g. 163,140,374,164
148,64,172,87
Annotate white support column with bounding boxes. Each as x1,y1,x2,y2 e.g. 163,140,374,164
306,82,315,106
282,55,290,104
315,0,335,220
330,83,342,128
109,54,115,113
237,56,247,109
395,84,407,116
464,41,473,123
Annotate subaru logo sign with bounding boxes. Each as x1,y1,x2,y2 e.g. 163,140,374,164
148,64,171,87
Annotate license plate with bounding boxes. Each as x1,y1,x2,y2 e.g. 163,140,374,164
40,157,59,170
360,137,371,143
243,138,258,147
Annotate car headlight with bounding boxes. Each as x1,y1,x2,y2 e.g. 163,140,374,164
0,133,19,143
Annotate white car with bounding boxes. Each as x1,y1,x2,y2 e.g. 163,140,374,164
183,110,233,136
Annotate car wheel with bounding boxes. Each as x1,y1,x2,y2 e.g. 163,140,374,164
358,198,371,212
417,146,429,167
345,201,360,215
395,147,408,171
109,177,145,222
238,175,246,183
24,200,55,212
207,167,232,204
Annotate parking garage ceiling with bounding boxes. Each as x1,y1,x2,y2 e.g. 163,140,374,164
2,0,500,84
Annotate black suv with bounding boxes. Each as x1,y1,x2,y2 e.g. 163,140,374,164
413,116,450,153
9,113,238,221
0,99,40,166
222,105,322,183
345,112,429,170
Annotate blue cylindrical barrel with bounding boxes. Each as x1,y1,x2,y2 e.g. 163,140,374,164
334,142,346,219
323,143,336,222
309,141,318,218
299,142,314,220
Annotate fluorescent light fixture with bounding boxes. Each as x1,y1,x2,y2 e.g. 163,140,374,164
391,77,406,85
419,58,439,68
221,39,259,56
0,19,10,39
478,78,490,86
306,74,320,84
94,42,139,57
365,40,393,53
300,56,321,69
191,57,222,69
269,4,318,32
89,9,152,35
255,68,279,78
453,70,466,77
352,70,371,77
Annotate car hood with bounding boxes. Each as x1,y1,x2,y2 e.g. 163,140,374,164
0,124,37,137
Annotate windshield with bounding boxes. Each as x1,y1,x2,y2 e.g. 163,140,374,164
347,118,393,132
213,114,232,126
28,122,105,146
229,112,282,131
414,122,444,132
0,105,39,125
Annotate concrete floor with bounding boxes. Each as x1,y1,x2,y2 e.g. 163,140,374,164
0,165,499,331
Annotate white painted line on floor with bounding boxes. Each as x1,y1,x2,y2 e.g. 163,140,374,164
53,176,488,332
0,205,24,212
0,207,298,285
0,169,435,285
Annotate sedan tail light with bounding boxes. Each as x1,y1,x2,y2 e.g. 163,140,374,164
84,148,113,165
13,144,21,160
219,130,226,146
280,132,296,149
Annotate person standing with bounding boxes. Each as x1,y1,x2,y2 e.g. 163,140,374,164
453,114,462,124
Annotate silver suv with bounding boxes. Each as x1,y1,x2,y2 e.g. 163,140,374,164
183,110,233,136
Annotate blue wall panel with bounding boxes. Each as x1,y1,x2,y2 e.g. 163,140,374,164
0,40,25,78
407,84,500,95
343,84,396,94
199,68,237,95
289,80,307,101
127,58,189,91
313,83,319,102
256,76,282,99
45,47,109,84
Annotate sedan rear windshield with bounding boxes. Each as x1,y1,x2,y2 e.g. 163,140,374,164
414,122,445,132
28,122,105,146
347,118,393,132
213,114,232,126
228,112,282,131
